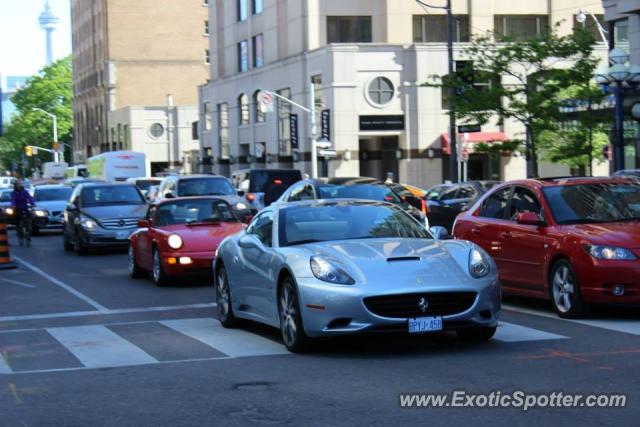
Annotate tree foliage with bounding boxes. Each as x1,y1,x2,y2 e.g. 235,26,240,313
428,26,602,177
0,57,73,174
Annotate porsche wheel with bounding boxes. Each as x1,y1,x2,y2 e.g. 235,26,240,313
152,247,169,286
216,265,237,328
128,244,145,278
278,277,311,353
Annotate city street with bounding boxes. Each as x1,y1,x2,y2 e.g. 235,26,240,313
0,231,638,426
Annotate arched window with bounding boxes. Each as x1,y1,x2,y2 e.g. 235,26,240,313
238,93,249,125
253,90,265,123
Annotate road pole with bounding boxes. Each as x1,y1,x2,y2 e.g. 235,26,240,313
52,114,59,162
446,0,458,183
310,82,318,179
613,85,625,172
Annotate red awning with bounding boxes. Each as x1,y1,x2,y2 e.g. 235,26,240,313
440,132,508,155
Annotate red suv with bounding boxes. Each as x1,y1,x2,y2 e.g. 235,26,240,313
453,177,640,318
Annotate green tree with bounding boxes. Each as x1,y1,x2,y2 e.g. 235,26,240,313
429,26,601,178
0,57,73,175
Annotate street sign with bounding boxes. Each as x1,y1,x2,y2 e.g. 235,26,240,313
290,114,299,149
458,124,481,133
321,109,331,140
318,149,337,158
258,91,274,113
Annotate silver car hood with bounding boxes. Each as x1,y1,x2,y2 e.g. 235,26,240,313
295,238,475,286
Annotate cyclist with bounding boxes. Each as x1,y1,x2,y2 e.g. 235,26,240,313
11,180,35,246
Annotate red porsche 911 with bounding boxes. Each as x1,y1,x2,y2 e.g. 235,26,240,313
128,197,247,286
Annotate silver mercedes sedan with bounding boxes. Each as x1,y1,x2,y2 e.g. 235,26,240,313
214,199,501,352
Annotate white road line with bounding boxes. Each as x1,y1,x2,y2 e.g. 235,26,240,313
494,321,568,342
0,303,216,323
504,304,640,336
47,325,157,368
12,255,108,312
161,318,289,358
0,278,36,288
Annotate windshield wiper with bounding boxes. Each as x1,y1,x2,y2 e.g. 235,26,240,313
285,239,324,246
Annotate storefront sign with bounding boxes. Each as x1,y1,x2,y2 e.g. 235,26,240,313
321,109,331,140
290,114,299,149
359,115,405,131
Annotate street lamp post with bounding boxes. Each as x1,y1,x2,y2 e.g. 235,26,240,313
594,48,640,172
32,107,60,162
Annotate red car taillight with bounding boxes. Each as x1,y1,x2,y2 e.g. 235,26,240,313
246,193,256,203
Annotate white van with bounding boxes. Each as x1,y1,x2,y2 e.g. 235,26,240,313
87,151,148,182
43,162,69,179
0,177,16,189
66,165,88,179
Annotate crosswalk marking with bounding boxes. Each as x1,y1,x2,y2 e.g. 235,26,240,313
0,352,12,374
161,318,289,358
46,325,157,368
494,321,568,342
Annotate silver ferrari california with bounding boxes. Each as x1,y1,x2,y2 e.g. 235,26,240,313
214,199,501,352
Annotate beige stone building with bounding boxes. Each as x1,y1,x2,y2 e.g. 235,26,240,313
71,0,209,173
199,0,607,186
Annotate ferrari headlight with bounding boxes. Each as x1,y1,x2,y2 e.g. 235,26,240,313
80,216,96,230
34,210,48,217
235,202,248,210
310,256,355,285
168,234,183,250
586,245,636,260
469,248,490,278
5,208,14,215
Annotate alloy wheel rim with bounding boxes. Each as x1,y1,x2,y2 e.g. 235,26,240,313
153,251,160,282
552,266,574,313
280,282,297,346
217,270,229,319
128,246,135,274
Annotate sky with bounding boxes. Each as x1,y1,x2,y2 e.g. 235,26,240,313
0,0,72,78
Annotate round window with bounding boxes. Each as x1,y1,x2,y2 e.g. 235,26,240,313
150,123,165,138
368,77,394,105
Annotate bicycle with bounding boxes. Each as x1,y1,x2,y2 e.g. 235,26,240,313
16,207,33,247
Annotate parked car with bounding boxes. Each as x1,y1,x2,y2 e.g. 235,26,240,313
154,175,251,220
276,177,428,225
425,181,502,232
231,168,303,211
129,197,247,286
63,183,148,255
214,199,500,352
126,177,163,198
453,176,640,318
388,183,428,211
31,185,73,233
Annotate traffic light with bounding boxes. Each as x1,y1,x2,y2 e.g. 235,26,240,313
25,146,33,157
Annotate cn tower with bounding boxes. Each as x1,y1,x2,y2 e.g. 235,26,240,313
39,0,60,65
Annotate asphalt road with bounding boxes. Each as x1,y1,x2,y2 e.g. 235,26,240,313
1,231,639,426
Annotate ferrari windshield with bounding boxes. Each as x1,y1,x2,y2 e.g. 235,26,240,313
542,183,640,224
279,202,429,246
155,199,237,226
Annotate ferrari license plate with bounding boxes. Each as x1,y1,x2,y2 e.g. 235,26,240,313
115,230,130,240
408,316,443,334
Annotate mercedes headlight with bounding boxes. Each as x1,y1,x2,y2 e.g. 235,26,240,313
586,245,636,260
5,208,14,215
310,256,355,285
469,248,490,278
168,234,183,250
80,216,96,230
34,210,48,217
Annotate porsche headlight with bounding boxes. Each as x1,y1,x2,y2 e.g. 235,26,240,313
80,216,96,230
586,245,636,260
310,256,355,285
168,234,183,250
235,202,248,210
5,208,14,215
469,248,490,278
34,210,48,217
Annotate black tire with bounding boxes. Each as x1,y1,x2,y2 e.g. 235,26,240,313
128,244,145,278
74,229,88,256
457,325,497,342
151,247,169,286
278,277,312,353
215,264,237,328
549,259,587,318
63,231,74,251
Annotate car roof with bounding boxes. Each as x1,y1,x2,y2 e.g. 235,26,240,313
507,176,637,188
169,174,226,180
34,184,69,190
319,177,381,185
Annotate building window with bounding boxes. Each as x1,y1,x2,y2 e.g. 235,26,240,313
238,93,250,125
253,90,265,123
252,34,264,68
204,102,213,130
124,125,130,149
237,0,247,22
252,0,263,15
204,20,209,35
205,49,210,64
612,19,629,51
238,40,249,72
572,14,605,41
192,121,199,140
368,77,394,105
494,15,549,41
327,16,372,43
218,103,229,159
413,15,469,42
277,88,291,155
150,123,164,139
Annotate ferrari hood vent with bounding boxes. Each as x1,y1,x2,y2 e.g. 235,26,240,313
386,256,421,262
